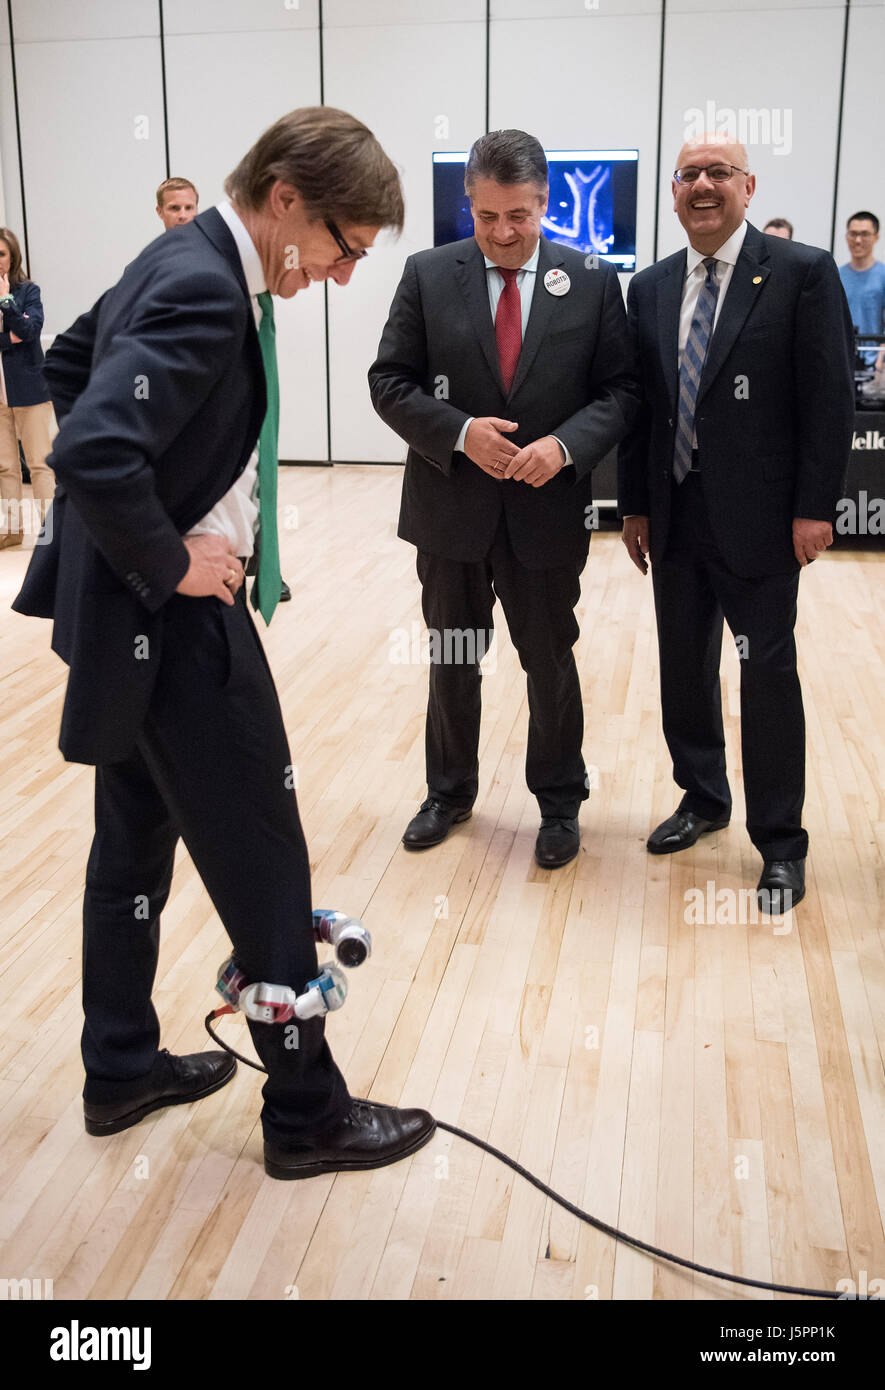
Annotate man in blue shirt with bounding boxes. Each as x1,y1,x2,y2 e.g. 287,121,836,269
839,212,885,359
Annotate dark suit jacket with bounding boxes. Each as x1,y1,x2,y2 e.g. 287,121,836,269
368,235,639,569
618,221,855,577
11,208,266,764
0,280,51,405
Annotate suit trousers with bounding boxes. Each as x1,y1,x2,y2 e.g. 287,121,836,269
81,582,351,1140
0,399,56,503
416,515,589,819
651,472,807,861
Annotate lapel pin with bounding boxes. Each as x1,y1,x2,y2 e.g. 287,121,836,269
752,275,762,284
544,268,570,296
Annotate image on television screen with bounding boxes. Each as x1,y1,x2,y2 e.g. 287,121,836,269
433,149,638,271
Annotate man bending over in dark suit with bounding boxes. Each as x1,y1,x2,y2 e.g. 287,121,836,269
12,107,435,1180
618,134,855,909
370,129,638,869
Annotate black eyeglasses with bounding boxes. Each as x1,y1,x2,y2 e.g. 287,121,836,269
674,164,749,184
675,163,744,184
324,218,368,263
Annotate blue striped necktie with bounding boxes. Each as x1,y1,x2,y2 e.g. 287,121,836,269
673,257,720,484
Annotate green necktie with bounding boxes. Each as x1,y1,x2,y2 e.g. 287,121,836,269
251,289,282,625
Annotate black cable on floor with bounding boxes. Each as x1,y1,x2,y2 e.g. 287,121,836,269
204,1011,854,1301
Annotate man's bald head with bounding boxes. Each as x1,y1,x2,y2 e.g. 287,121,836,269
672,132,755,255
675,133,749,174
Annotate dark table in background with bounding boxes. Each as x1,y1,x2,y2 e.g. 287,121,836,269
835,409,885,543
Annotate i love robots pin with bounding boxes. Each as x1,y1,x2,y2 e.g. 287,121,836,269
544,268,571,297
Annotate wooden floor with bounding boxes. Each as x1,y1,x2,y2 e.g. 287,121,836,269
0,464,883,1302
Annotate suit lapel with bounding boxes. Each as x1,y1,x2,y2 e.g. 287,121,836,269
507,236,563,400
454,240,506,394
656,251,686,414
195,206,266,439
697,222,771,404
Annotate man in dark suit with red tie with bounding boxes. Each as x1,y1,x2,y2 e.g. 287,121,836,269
618,134,855,909
12,108,435,1179
370,129,638,868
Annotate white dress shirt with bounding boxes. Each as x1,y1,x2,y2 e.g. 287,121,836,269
185,200,264,558
483,241,540,337
679,219,748,351
678,219,748,451
454,241,574,466
622,220,749,514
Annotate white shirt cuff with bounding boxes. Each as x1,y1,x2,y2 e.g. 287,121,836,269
454,417,474,454
552,434,573,467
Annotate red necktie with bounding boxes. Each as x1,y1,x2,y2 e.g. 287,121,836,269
495,267,521,392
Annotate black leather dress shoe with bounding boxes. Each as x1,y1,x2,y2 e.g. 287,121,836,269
757,859,805,912
84,1050,237,1136
280,581,291,602
402,798,472,849
535,817,580,868
263,1099,436,1180
646,809,730,854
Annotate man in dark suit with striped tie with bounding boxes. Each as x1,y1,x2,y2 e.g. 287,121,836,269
370,129,638,869
618,134,855,910
12,108,435,1179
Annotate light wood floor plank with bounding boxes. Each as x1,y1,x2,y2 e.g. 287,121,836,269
0,466,881,1301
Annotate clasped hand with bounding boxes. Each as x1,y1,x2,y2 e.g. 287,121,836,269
463,417,564,487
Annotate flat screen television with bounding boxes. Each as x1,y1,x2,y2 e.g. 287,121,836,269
432,149,638,271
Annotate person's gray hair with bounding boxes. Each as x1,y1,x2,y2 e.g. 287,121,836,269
464,130,548,196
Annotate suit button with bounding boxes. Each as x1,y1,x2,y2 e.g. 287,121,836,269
662,469,669,479
668,417,674,428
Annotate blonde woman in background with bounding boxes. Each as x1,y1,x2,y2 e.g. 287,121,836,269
0,227,56,547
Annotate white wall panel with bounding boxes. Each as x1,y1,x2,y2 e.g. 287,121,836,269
668,0,835,10
326,1,481,24
489,4,662,278
15,33,166,335
659,7,845,257
834,1,885,267
324,12,486,462
164,0,318,33
12,0,158,43
0,5,23,236
492,0,660,16
165,18,326,460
